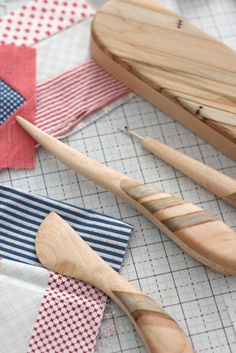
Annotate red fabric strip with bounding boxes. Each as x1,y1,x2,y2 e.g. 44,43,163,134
36,59,130,137
0,44,36,169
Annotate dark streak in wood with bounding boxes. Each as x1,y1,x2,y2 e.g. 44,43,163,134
222,191,236,207
122,183,160,200
142,196,185,213
163,211,216,231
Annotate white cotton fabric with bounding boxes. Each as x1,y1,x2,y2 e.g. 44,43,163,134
0,259,49,353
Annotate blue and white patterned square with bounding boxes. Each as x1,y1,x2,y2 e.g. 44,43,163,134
0,185,133,271
0,80,25,125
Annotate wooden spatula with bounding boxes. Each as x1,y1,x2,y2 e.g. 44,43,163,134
91,0,236,160
36,212,195,353
16,116,236,274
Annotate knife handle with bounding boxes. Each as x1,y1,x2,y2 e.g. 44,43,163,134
121,179,236,274
142,137,236,208
111,288,194,353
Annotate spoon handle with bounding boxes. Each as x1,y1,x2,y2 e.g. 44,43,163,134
110,288,194,353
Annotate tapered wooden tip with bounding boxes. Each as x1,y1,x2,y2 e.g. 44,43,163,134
16,115,29,127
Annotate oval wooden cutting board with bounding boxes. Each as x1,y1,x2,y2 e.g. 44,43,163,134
91,0,236,160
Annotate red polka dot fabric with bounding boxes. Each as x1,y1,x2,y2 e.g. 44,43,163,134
0,0,94,46
27,273,107,353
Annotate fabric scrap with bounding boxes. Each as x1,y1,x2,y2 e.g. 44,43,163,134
0,0,94,46
0,259,107,353
0,79,25,125
36,59,131,137
36,18,92,83
27,273,107,353
0,44,36,169
0,259,49,353
0,184,133,271
0,185,132,353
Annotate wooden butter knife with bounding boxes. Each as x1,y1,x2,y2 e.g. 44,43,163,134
36,212,195,353
16,116,236,274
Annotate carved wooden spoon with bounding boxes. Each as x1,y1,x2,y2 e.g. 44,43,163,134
36,212,195,353
16,116,236,275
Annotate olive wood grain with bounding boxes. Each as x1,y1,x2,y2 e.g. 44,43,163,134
16,116,236,274
91,0,236,160
36,212,194,353
140,136,236,208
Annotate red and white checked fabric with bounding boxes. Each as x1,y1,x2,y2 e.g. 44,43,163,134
0,0,94,46
27,272,107,353
36,59,130,137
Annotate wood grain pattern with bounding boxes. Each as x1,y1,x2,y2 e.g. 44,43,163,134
121,181,216,231
16,116,236,274
141,136,236,208
223,192,236,206
36,212,195,353
120,179,236,274
142,196,185,213
162,211,215,232
91,0,236,159
155,203,203,222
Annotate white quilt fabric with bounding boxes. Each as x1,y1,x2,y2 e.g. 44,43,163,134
0,259,49,353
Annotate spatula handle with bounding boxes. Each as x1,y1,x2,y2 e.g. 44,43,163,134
120,179,236,274
142,137,236,208
111,289,193,353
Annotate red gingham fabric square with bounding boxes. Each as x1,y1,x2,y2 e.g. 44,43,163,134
27,273,107,353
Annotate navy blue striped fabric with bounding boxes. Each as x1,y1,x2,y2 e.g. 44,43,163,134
0,185,133,271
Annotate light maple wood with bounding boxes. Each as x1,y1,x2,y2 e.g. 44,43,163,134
128,133,236,208
16,116,236,274
91,0,236,160
36,212,194,353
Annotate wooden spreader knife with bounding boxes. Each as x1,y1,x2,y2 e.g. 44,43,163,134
36,212,195,353
16,116,236,274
